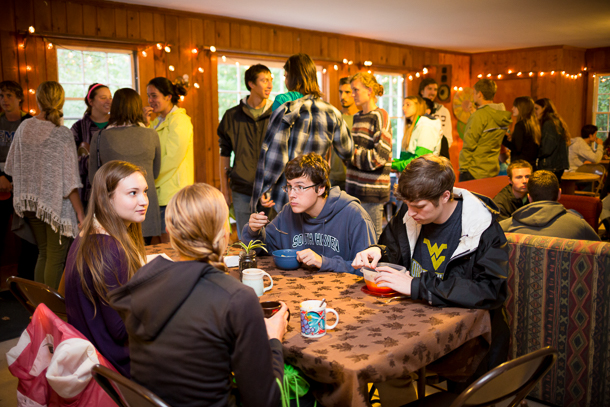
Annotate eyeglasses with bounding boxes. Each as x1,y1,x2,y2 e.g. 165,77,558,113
282,183,319,194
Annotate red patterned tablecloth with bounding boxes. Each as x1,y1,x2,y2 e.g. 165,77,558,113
146,244,492,407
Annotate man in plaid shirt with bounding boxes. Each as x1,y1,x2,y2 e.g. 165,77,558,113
250,94,353,213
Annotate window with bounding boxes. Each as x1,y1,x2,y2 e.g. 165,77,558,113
594,74,610,140
57,47,136,128
217,56,324,120
375,73,405,158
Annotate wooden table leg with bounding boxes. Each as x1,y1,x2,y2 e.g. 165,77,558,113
417,366,426,399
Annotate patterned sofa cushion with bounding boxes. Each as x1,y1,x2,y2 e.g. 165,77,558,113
505,233,610,406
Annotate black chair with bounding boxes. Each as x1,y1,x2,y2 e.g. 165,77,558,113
7,276,67,321
401,346,557,407
92,364,171,407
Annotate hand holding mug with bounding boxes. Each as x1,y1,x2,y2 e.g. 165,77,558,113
265,301,289,341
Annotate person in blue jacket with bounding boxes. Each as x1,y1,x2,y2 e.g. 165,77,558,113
243,152,376,274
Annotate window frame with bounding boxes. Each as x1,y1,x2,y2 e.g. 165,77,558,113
374,71,406,159
56,45,137,127
592,73,610,141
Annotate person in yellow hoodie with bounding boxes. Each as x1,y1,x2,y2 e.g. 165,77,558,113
144,77,194,241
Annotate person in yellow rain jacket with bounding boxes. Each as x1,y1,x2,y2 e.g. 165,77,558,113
144,77,194,241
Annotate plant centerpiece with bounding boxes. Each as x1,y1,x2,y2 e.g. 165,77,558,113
234,239,267,281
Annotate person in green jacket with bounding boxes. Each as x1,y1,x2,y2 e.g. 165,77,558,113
458,79,512,181
144,77,194,242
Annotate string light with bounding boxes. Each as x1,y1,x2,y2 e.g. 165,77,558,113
194,83,200,89
47,43,53,50
342,59,348,64
487,73,491,77
180,95,185,101
221,56,226,62
453,86,458,91
141,50,147,57
497,74,502,79
415,72,420,78
540,72,544,76
29,109,36,114
28,26,35,34
458,87,463,91
169,65,175,71
529,72,533,76
348,61,353,65
408,75,413,81
584,67,588,71
561,71,565,75
508,70,512,74
422,67,428,74
323,68,327,73
191,48,198,54
209,46,216,52
551,71,555,75
333,65,338,70
28,89,35,94
164,46,171,53
156,43,162,50
477,74,483,78
235,61,239,66
517,72,522,76
26,66,32,71
198,67,204,73
367,70,371,74
18,43,24,49
578,73,582,77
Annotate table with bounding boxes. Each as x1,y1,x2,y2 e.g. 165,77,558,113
560,171,600,194
146,244,492,407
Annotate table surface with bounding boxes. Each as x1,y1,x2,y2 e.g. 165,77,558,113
561,172,600,181
146,244,492,407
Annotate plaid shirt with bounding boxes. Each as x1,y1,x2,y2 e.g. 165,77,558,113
250,95,353,213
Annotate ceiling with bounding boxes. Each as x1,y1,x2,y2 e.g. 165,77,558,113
111,0,610,53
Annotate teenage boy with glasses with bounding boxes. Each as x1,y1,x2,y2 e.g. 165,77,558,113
243,152,376,274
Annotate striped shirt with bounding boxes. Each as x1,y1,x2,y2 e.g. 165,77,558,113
345,108,392,203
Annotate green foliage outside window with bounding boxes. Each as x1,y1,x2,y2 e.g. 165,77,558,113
595,75,610,140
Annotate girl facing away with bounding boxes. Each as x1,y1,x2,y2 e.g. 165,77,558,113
64,160,149,377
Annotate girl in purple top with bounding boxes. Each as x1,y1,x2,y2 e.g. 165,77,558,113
64,160,149,377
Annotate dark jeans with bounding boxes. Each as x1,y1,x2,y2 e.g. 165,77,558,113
459,171,476,182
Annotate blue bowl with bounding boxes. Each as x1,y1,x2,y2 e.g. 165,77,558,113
272,249,299,270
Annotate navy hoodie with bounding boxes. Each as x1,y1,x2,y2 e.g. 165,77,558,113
242,186,376,274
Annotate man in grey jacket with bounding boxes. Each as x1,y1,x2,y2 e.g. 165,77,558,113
500,170,600,241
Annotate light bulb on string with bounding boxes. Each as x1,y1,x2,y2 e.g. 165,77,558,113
477,74,482,78
453,86,458,91
141,50,147,57
458,87,463,91
323,68,327,74
517,72,522,76
169,65,175,71
408,75,413,81
348,61,353,65
342,59,348,64
18,43,24,49
28,26,35,34
497,74,502,79
333,65,338,70
29,89,35,94
422,67,428,74
551,71,555,75
180,95,185,102
29,109,36,114
508,70,512,74
415,72,420,78
156,43,162,50
198,67,204,73
164,46,171,53
191,48,198,54
487,73,491,77
194,83,200,89
26,66,32,71
47,43,53,50
540,72,544,76
529,72,533,76
209,46,216,52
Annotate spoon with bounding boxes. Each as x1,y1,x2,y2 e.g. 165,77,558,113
319,298,326,307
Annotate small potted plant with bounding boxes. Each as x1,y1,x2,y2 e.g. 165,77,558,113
234,239,267,281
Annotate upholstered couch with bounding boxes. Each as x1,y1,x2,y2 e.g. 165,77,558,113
504,233,610,406
455,176,602,232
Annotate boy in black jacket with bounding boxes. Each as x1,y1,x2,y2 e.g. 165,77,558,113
353,155,509,397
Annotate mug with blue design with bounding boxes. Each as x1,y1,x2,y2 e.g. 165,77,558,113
300,300,340,338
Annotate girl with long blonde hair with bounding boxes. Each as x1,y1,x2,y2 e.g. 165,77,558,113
503,96,540,169
5,80,84,289
391,95,443,173
64,160,148,378
535,98,570,181
108,183,291,407
346,72,393,241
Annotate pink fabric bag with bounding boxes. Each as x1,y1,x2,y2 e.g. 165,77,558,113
6,303,118,406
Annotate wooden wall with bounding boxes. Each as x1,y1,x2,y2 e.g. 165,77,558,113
0,0,471,186
471,46,587,139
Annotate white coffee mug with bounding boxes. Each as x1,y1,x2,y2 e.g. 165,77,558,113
300,300,339,338
242,268,273,297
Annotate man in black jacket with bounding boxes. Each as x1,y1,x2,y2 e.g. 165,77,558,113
353,155,509,398
493,160,532,221
218,64,274,239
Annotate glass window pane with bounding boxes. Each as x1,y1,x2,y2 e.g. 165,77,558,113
63,84,85,99
596,114,608,132
599,76,610,95
218,65,238,91
63,100,87,120
218,92,238,119
57,49,83,83
599,96,610,113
